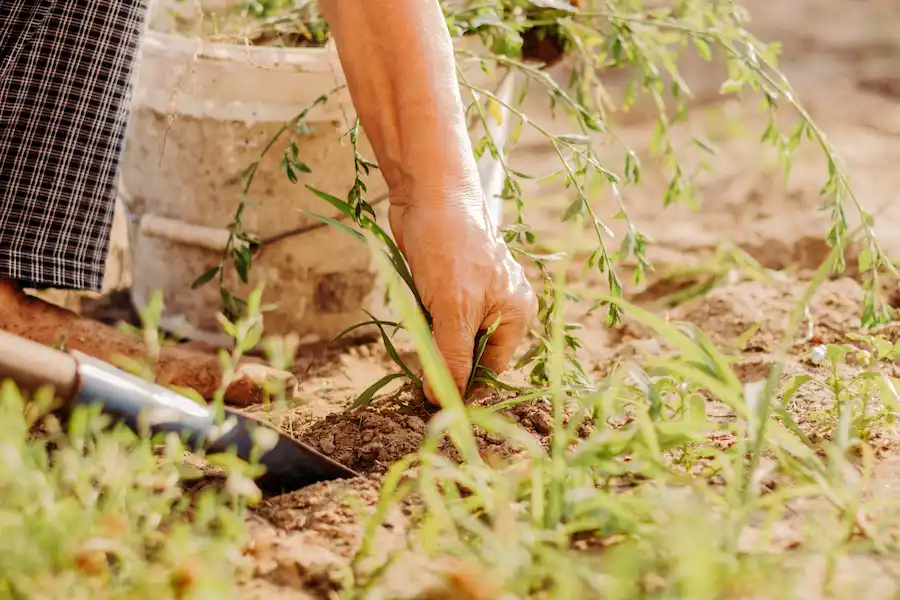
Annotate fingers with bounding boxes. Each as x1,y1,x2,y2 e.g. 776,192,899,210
477,310,529,380
425,306,531,406
424,311,477,405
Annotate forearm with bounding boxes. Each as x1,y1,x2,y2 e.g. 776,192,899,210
319,0,482,205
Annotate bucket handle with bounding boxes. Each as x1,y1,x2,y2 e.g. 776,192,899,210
134,193,390,252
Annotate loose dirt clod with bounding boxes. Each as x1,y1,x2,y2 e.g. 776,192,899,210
297,388,542,474
257,476,387,558
298,389,436,474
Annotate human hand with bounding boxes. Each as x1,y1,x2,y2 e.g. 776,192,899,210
389,188,536,405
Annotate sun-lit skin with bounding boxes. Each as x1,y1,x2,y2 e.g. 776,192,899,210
319,0,537,404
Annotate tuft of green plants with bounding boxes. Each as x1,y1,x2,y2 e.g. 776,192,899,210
335,236,897,599
0,383,251,599
788,332,900,449
0,280,310,598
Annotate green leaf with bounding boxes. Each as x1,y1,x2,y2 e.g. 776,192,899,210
487,97,503,125
207,452,267,479
693,37,712,61
333,319,402,343
581,113,605,132
557,133,591,146
720,79,743,94
826,344,851,366
465,315,502,396
693,138,716,155
770,405,814,446
306,185,353,217
352,373,406,409
232,247,252,284
358,200,377,221
300,210,367,243
281,155,297,183
782,374,813,406
858,248,873,273
687,394,707,422
562,195,586,221
220,288,246,321
292,160,312,173
514,343,543,370
365,311,422,388
473,136,490,161
360,158,379,172
192,266,219,289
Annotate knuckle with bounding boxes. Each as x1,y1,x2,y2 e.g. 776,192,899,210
441,347,472,367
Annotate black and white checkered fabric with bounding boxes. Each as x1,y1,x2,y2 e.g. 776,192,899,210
0,0,148,291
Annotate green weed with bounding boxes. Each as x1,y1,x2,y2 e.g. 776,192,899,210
0,383,250,599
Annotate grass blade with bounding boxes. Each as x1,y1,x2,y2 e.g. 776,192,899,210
465,315,502,396
299,210,367,243
306,185,353,217
364,310,422,387
333,319,402,343
352,373,406,409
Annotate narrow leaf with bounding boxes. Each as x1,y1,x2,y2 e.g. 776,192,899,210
466,315,502,395
352,373,406,409
365,311,422,387
306,185,353,217
300,210,367,243
557,133,591,146
333,319,402,343
192,267,219,289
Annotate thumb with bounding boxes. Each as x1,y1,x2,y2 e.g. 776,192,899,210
424,314,477,405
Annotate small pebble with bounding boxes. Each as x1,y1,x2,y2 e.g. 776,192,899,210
362,430,375,443
810,344,827,365
530,412,553,435
483,432,504,445
578,422,595,439
360,442,383,460
319,434,336,455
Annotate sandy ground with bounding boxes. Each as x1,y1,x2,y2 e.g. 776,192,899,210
65,0,900,597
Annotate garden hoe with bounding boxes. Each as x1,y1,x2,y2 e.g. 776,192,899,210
0,330,358,495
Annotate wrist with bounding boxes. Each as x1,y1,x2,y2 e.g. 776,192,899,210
388,175,485,210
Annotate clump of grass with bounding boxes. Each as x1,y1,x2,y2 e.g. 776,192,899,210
0,384,251,598
791,332,900,447
338,236,896,599
0,282,302,597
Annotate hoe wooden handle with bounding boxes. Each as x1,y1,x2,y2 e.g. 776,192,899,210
0,331,79,400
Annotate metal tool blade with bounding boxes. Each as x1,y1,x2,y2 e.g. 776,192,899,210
71,351,358,494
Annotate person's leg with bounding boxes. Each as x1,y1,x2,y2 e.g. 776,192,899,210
0,0,280,405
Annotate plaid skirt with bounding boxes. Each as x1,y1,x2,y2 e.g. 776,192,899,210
0,0,147,291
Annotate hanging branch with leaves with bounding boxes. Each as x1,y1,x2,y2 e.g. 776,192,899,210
196,0,894,400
